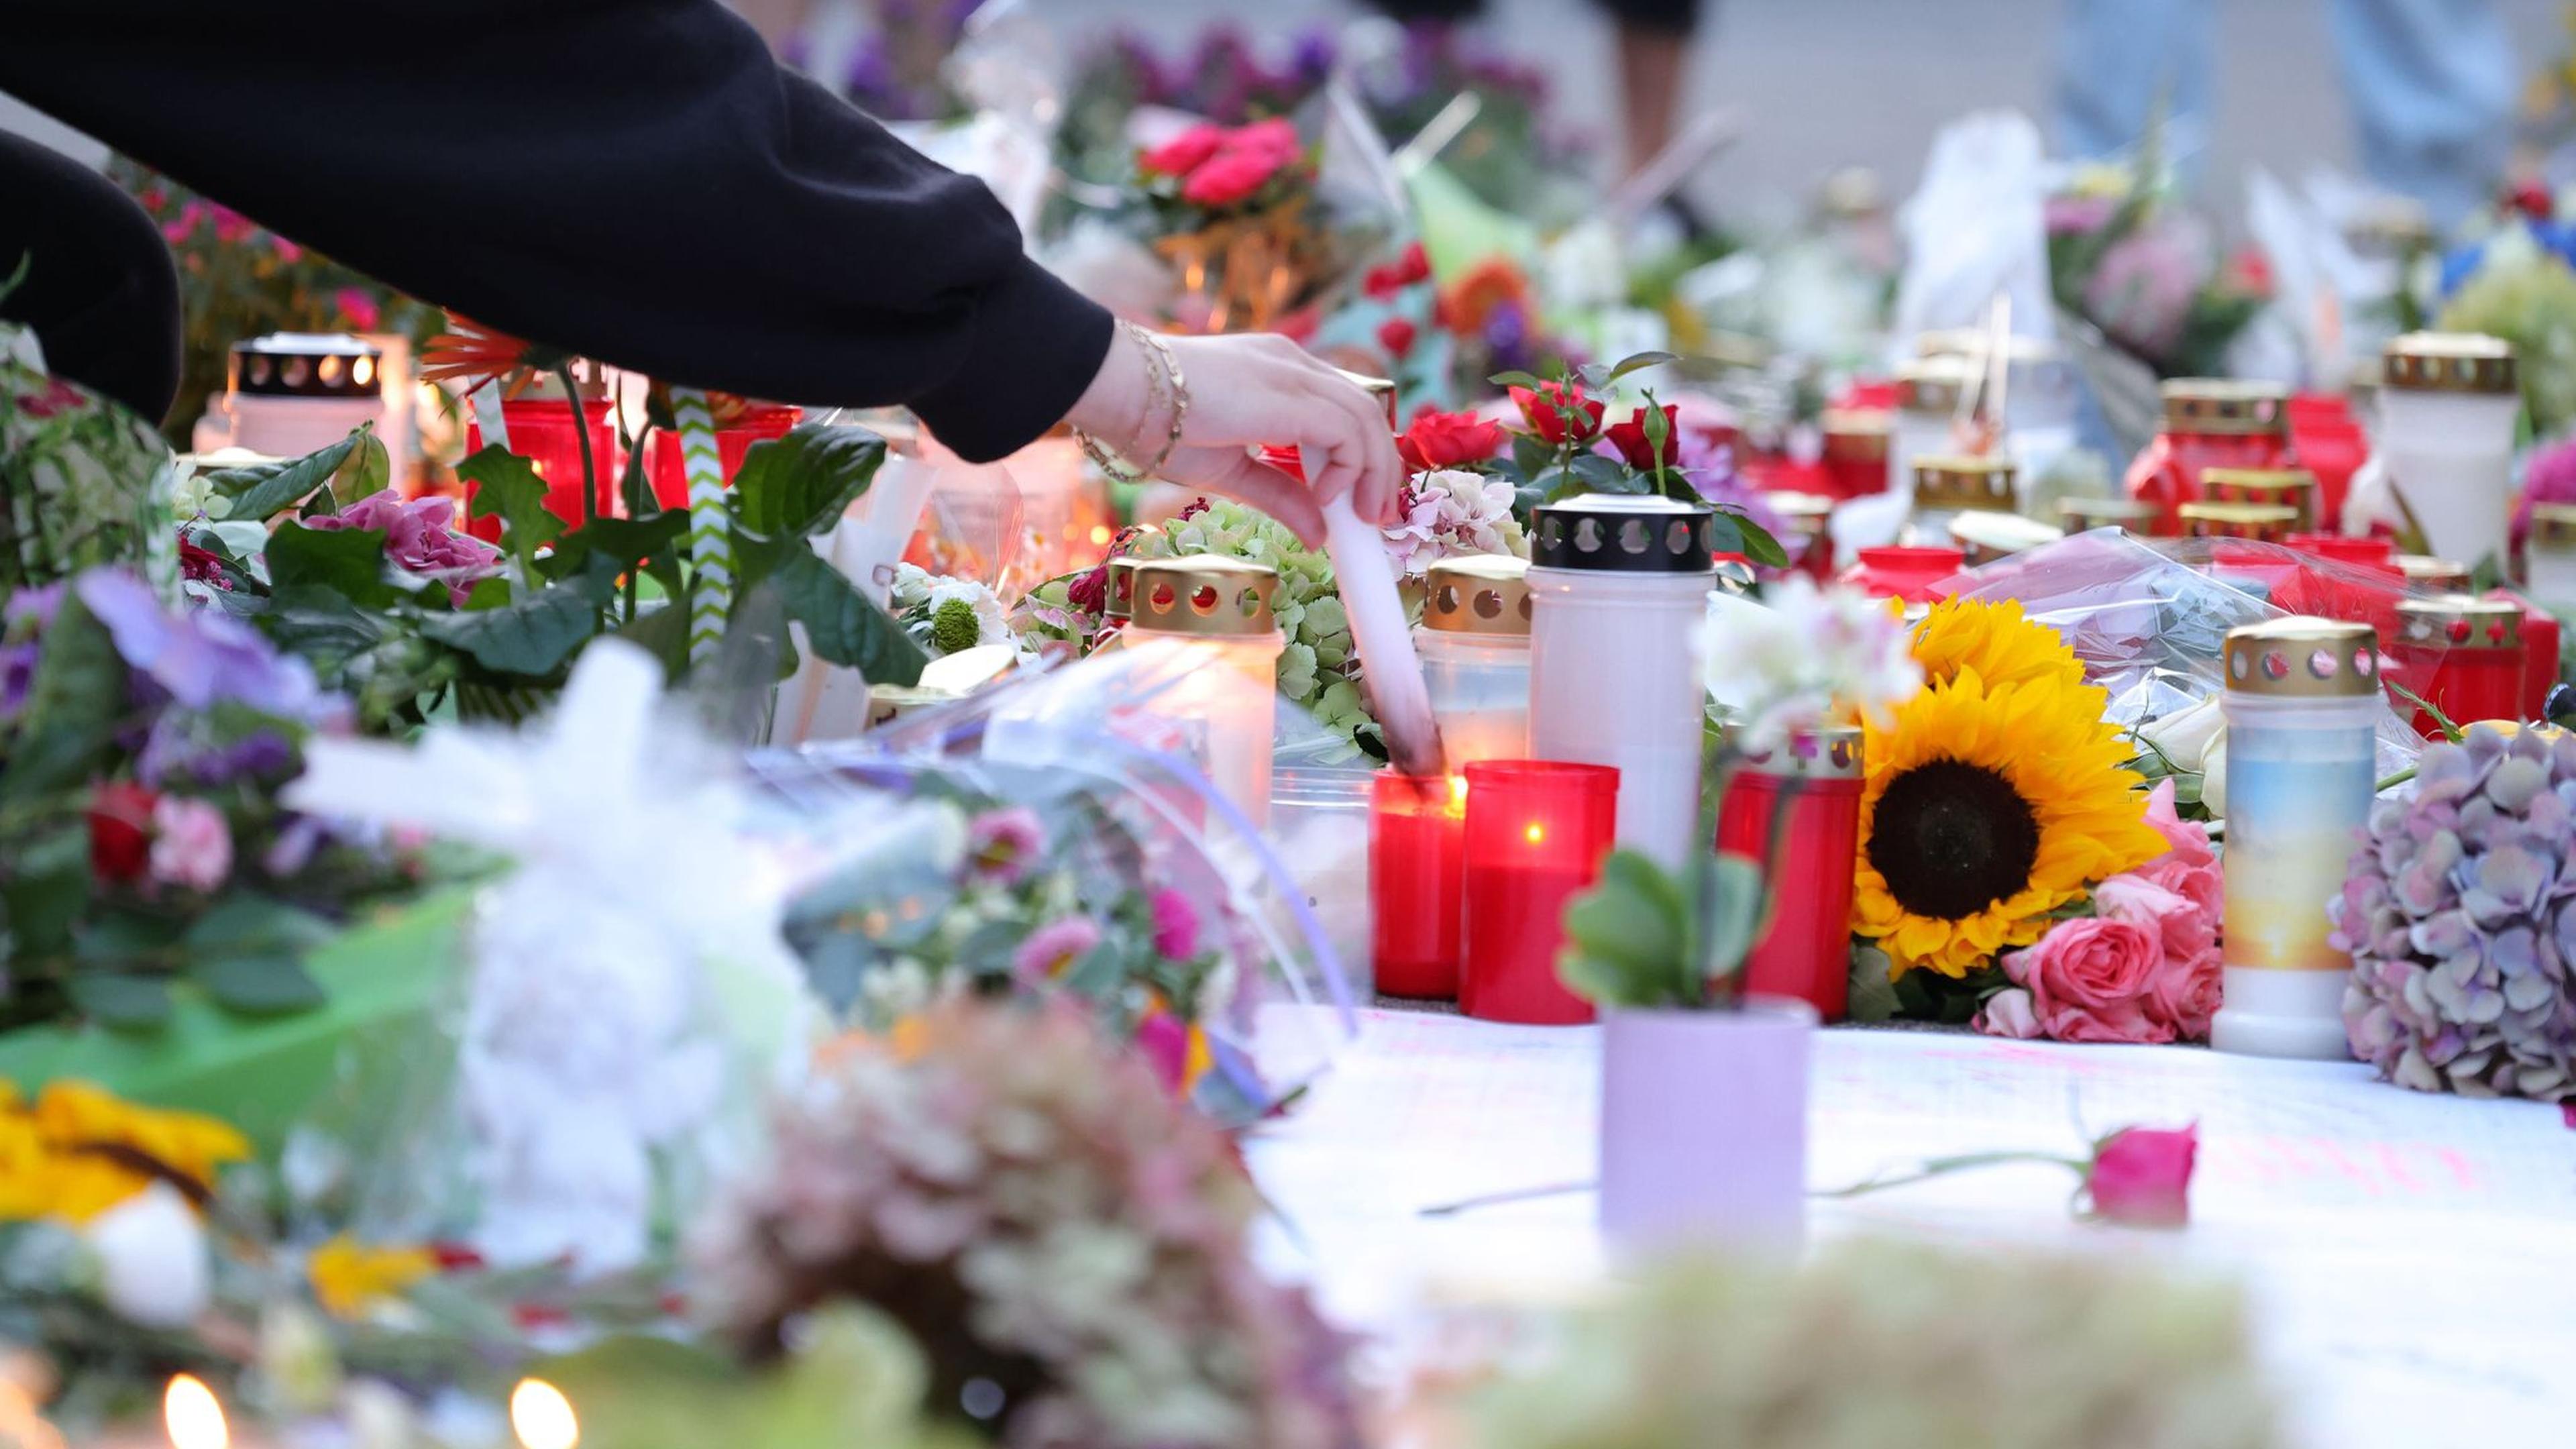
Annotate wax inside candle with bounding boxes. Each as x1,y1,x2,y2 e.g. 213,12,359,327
1370,771,1466,999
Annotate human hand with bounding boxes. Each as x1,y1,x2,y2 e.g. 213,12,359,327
1067,327,1404,547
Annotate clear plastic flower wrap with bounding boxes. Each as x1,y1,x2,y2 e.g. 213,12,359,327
747,637,1362,1126
1941,529,2434,786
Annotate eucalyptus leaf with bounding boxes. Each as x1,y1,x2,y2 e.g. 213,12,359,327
731,424,888,540
207,431,362,521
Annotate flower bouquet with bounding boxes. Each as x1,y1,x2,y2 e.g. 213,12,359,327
2045,158,2270,379
1132,117,1332,334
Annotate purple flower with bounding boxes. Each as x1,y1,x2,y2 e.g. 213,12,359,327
1012,916,1103,983
264,814,327,878
2514,439,2576,551
3,582,64,632
138,715,296,788
74,569,327,720
1149,888,1199,959
302,490,502,607
964,806,1046,886
0,643,37,718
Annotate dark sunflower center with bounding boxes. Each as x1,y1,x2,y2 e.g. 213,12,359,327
1868,759,2041,921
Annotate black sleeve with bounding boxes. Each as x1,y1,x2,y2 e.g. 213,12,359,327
0,0,1111,462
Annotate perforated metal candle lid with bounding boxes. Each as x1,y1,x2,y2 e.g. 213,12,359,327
2382,331,2516,395
228,332,384,398
1127,555,1279,636
1424,555,1532,635
2160,378,2288,435
2200,467,2320,530
1912,455,2016,511
2180,501,2300,541
1821,408,1891,462
2225,617,2379,698
1530,493,1717,574
2057,494,2161,531
2397,594,2522,651
1949,510,2063,564
1733,722,1864,780
1104,556,1140,622
1894,356,1979,415
2532,503,2576,550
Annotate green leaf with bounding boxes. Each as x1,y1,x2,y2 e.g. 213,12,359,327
1557,849,1695,1008
614,601,691,676
195,955,327,1015
2,824,93,957
1489,370,1548,390
1576,362,1611,390
66,973,172,1032
1510,431,1555,480
183,896,332,1018
731,424,888,540
456,445,564,570
768,550,927,686
1845,946,1902,1022
417,582,606,676
1607,350,1682,382
0,592,122,804
544,511,690,581
1700,853,1767,980
329,426,391,504
265,523,398,607
1565,452,1632,493
73,908,186,966
1731,511,1792,568
206,431,363,521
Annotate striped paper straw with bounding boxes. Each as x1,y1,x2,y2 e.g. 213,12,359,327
669,386,732,668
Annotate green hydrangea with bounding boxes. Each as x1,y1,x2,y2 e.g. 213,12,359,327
929,597,982,655
2437,234,2576,435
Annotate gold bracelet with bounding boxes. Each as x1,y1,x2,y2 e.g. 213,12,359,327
1075,324,1189,482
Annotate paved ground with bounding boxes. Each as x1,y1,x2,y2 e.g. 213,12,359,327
1038,0,2567,223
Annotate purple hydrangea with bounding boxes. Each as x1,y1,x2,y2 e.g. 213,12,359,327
2332,724,2576,1101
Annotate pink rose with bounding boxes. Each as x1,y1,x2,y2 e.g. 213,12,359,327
1139,123,1225,177
304,490,504,606
2084,1124,2197,1227
335,288,382,333
148,796,232,893
1181,148,1286,208
2003,916,2172,1044
2137,778,2216,872
2092,872,2213,966
1972,986,2043,1039
2149,947,2223,1041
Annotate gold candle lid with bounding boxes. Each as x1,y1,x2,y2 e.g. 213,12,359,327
2530,502,2576,550
2057,494,2161,531
1735,721,1866,780
1760,490,1835,521
1913,329,2061,364
1423,555,1533,637
1949,510,2064,565
2200,467,2319,530
2225,616,2381,698
1128,555,1280,637
1336,368,1401,428
2381,332,2516,396
2396,594,2522,651
2160,378,2288,435
2395,554,2472,590
1913,454,2016,511
2179,501,2300,541
1821,408,1891,462
1104,555,1140,622
1894,356,1980,415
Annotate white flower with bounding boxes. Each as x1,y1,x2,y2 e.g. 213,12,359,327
83,1183,209,1328
2137,696,2225,771
925,577,1012,648
169,462,233,523
1702,576,1920,750
2201,734,2230,818
888,562,934,612
1381,468,1524,577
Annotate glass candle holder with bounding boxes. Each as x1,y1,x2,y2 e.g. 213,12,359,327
2287,391,2368,531
2056,495,2161,534
1459,759,1619,1024
2125,380,2291,534
2526,504,2576,610
1907,455,2015,547
1819,408,1892,500
1889,356,1980,495
1416,555,1532,767
1837,544,1964,604
1715,724,1864,1020
649,403,801,511
2500,589,2561,720
2201,466,2320,533
2214,618,2381,1059
1370,770,1466,1000
2379,332,2519,572
2288,533,2396,572
1527,494,1717,871
2388,594,2524,736
463,395,624,535
1124,555,1285,826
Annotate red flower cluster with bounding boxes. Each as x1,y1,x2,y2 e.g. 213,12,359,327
1142,119,1305,209
1397,409,1505,474
1509,380,1605,445
1364,241,1433,301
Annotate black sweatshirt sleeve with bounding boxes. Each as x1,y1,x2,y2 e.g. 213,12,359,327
0,0,1111,462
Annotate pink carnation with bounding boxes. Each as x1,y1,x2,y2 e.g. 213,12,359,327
303,489,503,606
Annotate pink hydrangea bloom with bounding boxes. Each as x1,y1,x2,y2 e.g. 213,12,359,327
303,490,503,606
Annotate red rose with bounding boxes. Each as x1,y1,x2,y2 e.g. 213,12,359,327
2084,1125,2198,1228
1377,316,1417,359
1508,380,1605,445
1396,239,1431,285
1181,148,1286,207
1066,561,1110,614
1397,409,1505,473
1229,118,1301,164
1604,403,1681,471
1139,124,1225,177
88,782,159,884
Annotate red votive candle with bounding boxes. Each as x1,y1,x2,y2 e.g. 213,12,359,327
649,403,802,511
464,397,623,537
1370,770,1466,1000
1459,760,1619,1025
2287,533,2396,571
2389,595,2525,736
2493,588,2561,720
1715,725,1864,1021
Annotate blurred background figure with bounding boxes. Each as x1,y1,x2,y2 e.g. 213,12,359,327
2053,0,2516,225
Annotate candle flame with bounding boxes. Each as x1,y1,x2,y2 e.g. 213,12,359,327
1523,822,1546,845
1448,776,1469,809
511,1379,580,1449
164,1375,227,1449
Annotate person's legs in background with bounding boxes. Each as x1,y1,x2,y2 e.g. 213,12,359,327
2324,0,2513,227
0,131,181,425
2052,0,2216,178
1602,0,1703,180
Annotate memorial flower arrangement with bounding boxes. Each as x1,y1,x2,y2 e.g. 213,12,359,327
0,567,428,1033
887,561,1016,658
1,321,179,596
2045,159,2269,378
1439,1239,2277,1449
2333,722,2576,1101
689,999,1362,1449
1130,118,1334,334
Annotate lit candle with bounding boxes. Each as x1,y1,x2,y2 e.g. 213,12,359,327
1715,724,1864,1020
1458,760,1619,1024
511,1379,579,1449
1415,555,1532,768
1370,771,1466,999
164,1376,227,1449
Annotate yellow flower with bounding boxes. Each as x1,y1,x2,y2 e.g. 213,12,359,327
308,1235,438,1318
1908,598,2086,694
0,1079,251,1224
1852,665,2169,977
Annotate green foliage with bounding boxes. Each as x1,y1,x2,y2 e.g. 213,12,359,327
731,426,888,539
206,429,366,522
1556,847,1766,1011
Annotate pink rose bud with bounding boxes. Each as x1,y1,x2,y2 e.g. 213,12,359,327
2084,1124,2197,1228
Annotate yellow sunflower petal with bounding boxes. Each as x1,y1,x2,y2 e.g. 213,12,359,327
1910,598,2086,693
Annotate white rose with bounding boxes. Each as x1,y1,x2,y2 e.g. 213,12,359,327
2138,697,2224,770
84,1183,210,1328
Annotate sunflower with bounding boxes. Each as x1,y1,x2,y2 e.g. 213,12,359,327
1909,597,2084,692
1854,664,2169,977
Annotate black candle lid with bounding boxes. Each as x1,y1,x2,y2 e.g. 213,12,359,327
1531,492,1717,574
228,332,384,399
